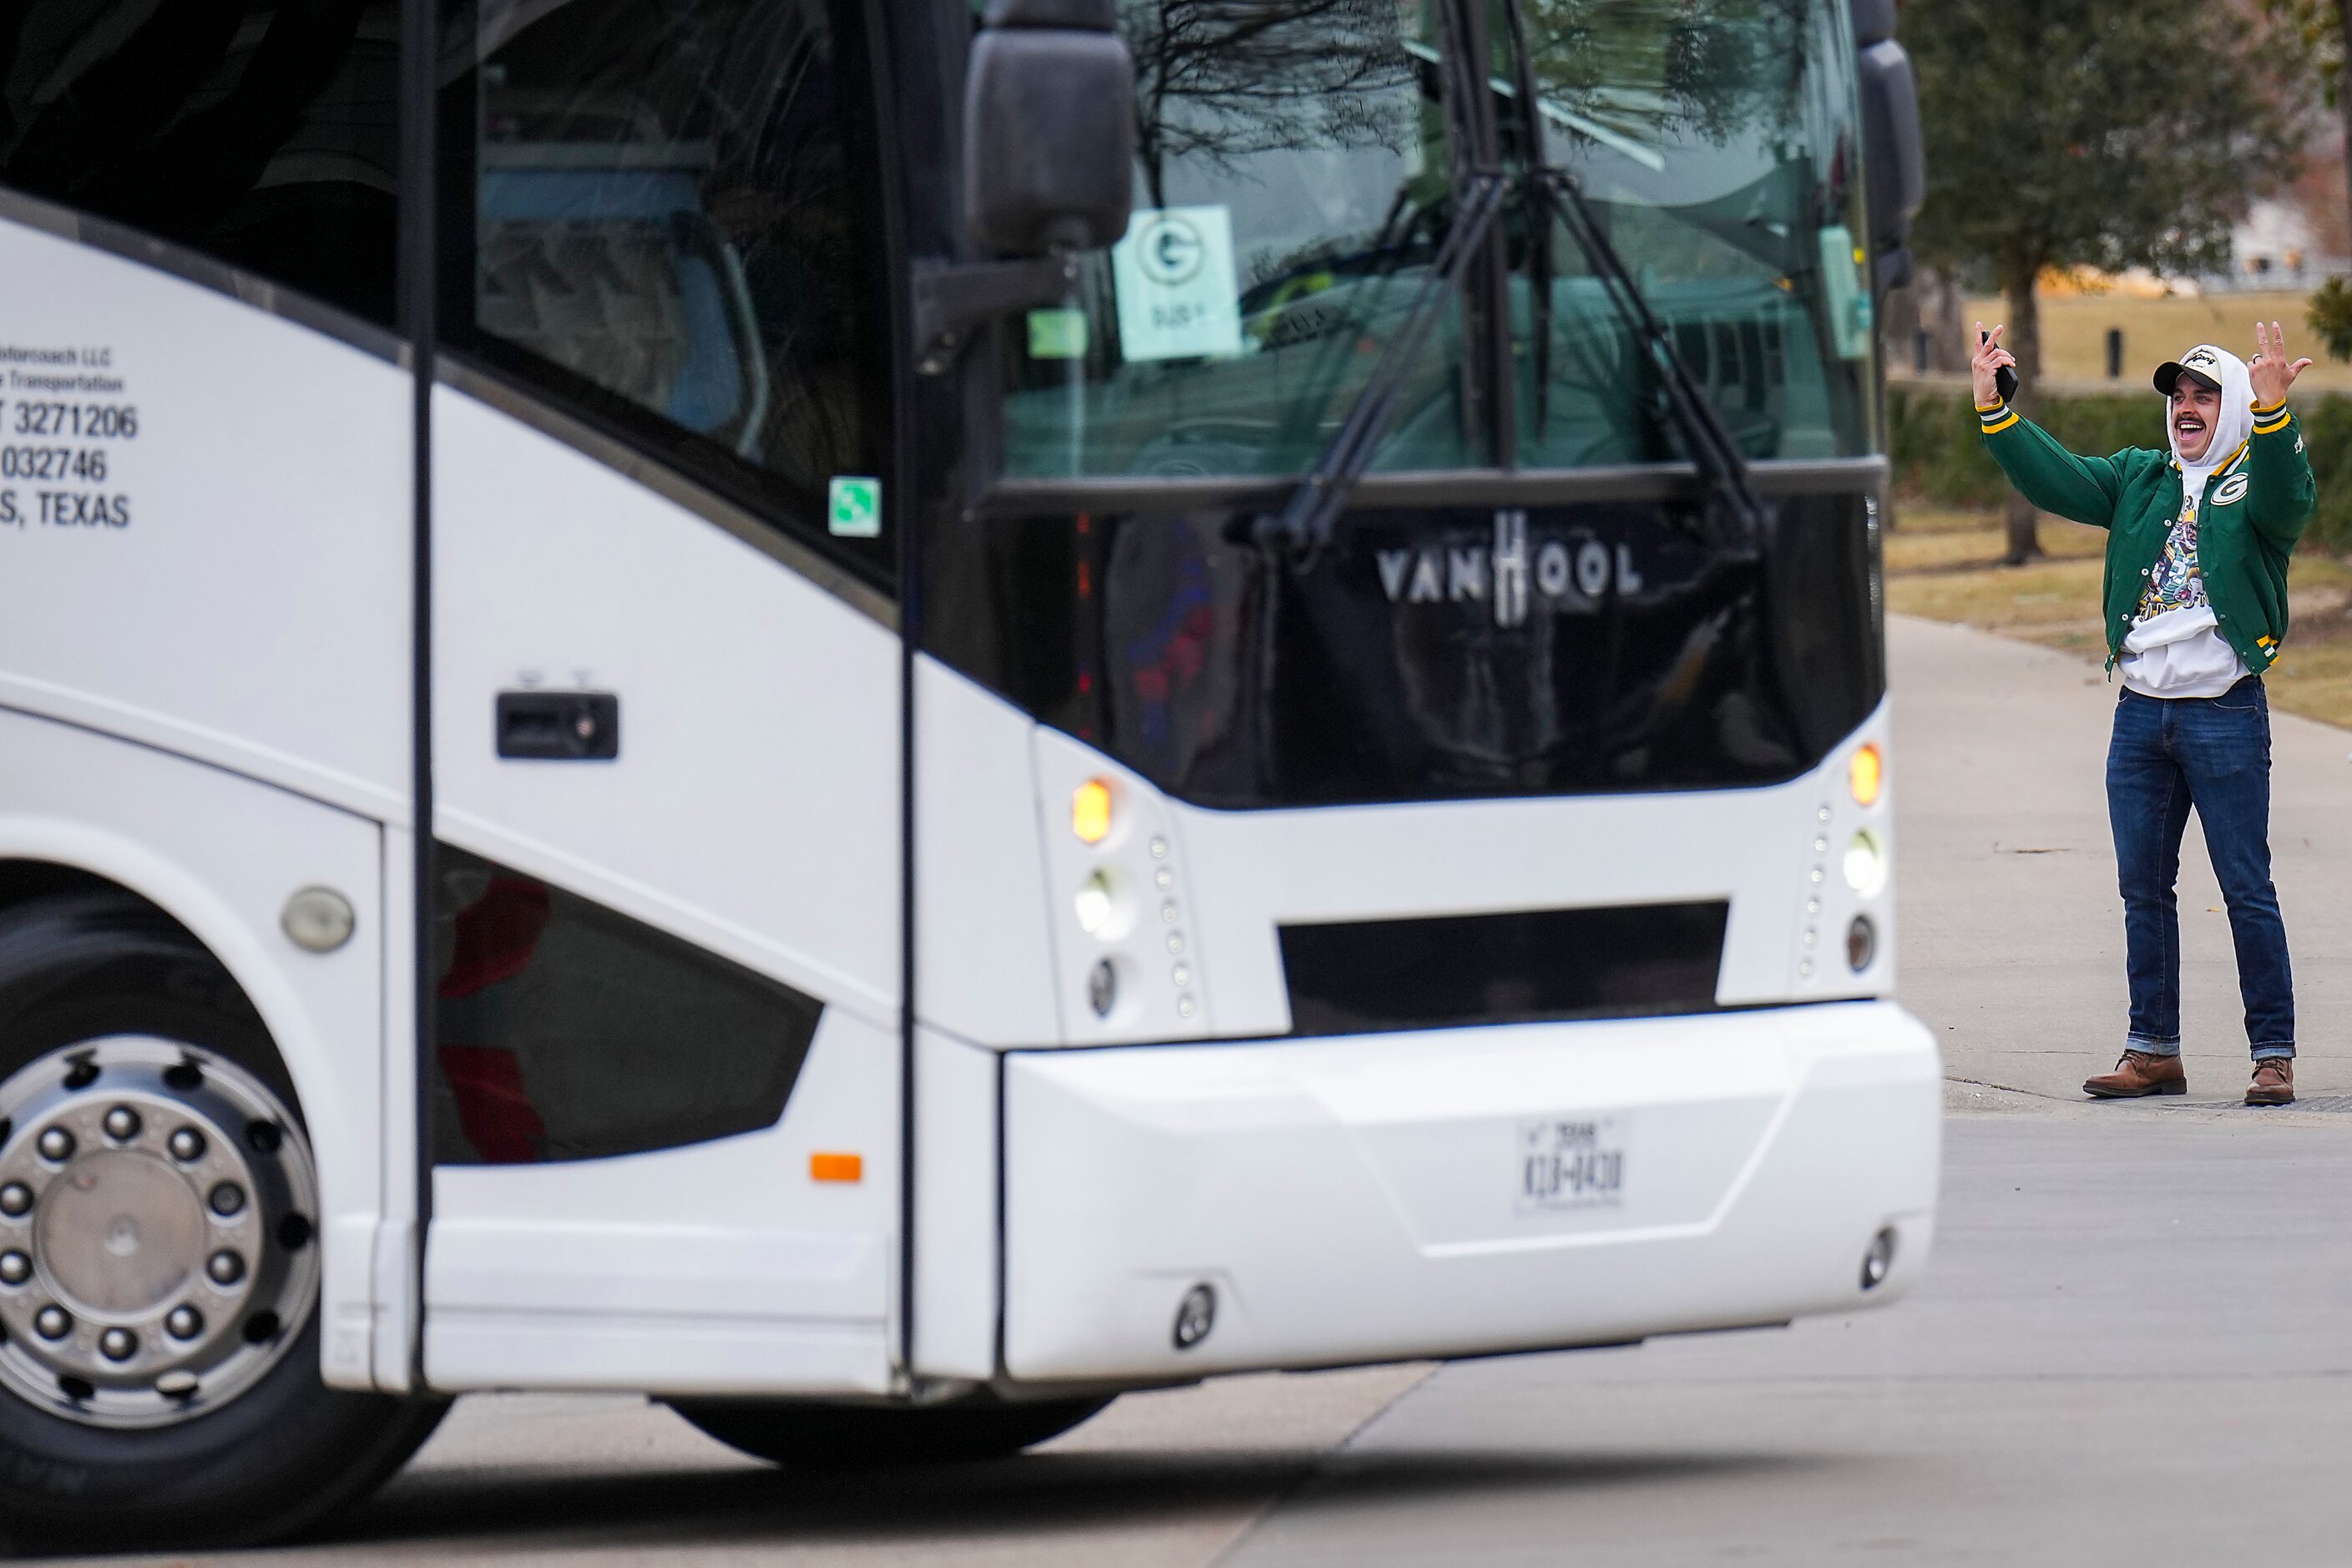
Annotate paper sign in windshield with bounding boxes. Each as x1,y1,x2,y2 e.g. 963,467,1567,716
1111,206,1242,362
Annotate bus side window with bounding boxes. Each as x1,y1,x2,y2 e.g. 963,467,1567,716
443,0,889,579
0,0,403,325
429,847,823,1166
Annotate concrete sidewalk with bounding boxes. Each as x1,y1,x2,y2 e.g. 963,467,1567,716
1892,614,2352,1100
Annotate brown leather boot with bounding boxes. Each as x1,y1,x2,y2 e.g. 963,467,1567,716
2248,1059,2296,1106
2084,1050,2188,1098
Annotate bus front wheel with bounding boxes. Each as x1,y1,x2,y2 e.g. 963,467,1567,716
671,1392,1113,1469
0,891,448,1551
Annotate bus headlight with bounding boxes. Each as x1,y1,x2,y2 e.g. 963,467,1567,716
1843,830,1886,898
1074,867,1121,936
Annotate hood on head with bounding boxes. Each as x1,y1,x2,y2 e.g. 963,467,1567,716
2159,343,2253,475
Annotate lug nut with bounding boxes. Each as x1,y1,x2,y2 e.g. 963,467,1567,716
0,1251,27,1286
165,1305,205,1340
102,1106,141,1141
33,1304,69,1340
0,1183,31,1218
207,1250,245,1286
35,1127,73,1162
168,1128,206,1162
208,1182,245,1218
98,1327,136,1362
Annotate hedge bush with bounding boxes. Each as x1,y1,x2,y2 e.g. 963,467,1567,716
1887,383,2352,554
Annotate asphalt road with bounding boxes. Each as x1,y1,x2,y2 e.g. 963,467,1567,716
54,616,2352,1566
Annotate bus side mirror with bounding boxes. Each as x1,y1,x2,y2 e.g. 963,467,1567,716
1852,0,1924,295
965,0,1136,256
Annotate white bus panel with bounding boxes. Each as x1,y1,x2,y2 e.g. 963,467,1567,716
1004,999,1937,1380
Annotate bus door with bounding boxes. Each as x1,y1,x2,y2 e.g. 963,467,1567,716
419,0,908,1395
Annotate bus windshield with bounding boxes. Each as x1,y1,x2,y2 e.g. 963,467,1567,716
998,0,1877,480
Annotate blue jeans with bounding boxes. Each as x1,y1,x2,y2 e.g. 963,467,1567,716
2107,680,2294,1060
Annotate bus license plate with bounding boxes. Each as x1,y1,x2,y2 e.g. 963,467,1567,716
1516,1115,1626,1213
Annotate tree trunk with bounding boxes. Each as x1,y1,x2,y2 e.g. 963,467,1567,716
1914,266,1967,372
1878,281,1920,371
1999,255,2044,565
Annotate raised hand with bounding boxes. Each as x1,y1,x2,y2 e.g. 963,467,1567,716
1972,321,2017,407
2250,321,2312,409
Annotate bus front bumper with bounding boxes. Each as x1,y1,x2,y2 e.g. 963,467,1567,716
1000,999,1939,1381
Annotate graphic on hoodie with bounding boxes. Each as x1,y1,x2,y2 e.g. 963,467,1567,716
2137,498,2211,622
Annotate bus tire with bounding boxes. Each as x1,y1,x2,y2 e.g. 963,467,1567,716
670,1392,1114,1469
0,891,449,1552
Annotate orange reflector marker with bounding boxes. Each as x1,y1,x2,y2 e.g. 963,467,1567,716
1071,778,1113,844
810,1152,862,1183
1849,743,1884,808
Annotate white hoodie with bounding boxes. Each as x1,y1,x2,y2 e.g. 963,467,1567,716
2119,343,2253,699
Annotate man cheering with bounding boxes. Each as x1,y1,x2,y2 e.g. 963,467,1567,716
1972,322,2315,1105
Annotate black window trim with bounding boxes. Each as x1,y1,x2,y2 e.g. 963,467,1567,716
0,183,407,367
973,454,1889,518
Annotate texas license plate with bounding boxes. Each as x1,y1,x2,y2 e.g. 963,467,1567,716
1516,1115,1627,1213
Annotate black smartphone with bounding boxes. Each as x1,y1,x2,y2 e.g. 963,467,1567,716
1980,329,2019,402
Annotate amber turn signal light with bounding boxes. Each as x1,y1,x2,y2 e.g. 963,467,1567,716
1072,778,1113,844
1849,743,1883,808
810,1152,862,1183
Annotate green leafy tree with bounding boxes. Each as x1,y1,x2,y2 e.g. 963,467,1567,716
2259,2,2350,225
2311,274,2352,360
2258,1,2352,360
1908,0,2309,563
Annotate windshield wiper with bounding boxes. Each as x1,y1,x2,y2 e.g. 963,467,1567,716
1525,168,1768,555
1262,0,1767,564
1253,171,1503,560
1534,170,1765,556
1492,0,1766,557
1255,0,1505,564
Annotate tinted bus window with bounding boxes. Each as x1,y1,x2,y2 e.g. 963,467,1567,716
0,0,402,325
442,0,890,580
430,846,822,1165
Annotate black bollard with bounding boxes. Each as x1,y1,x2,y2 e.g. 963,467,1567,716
1914,329,1930,372
2105,328,2123,380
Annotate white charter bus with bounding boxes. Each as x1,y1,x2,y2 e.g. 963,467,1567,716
0,0,1934,1545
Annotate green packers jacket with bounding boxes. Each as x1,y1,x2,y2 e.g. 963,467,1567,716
1975,395,2314,675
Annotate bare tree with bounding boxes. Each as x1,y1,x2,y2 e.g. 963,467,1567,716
1127,0,1414,209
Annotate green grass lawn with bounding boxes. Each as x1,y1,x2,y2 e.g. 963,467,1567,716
1886,503,2352,729
1961,291,2352,392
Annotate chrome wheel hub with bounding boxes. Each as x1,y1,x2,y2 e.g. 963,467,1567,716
0,1038,318,1429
